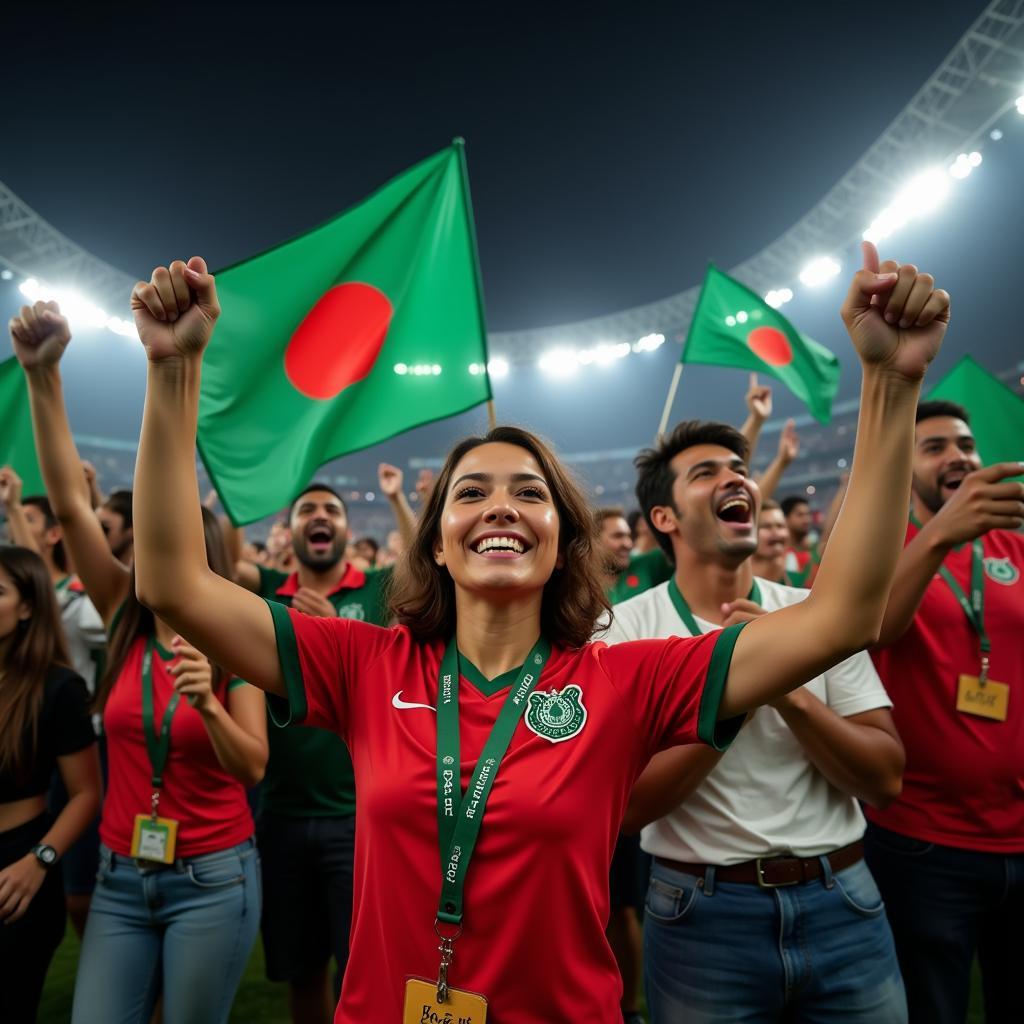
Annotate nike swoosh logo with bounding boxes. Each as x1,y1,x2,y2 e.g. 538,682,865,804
392,691,436,712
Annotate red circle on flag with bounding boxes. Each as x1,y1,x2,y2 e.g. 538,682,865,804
746,326,793,366
285,282,393,400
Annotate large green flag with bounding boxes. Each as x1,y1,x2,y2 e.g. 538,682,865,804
682,265,840,423
197,141,491,525
926,356,1024,473
0,355,44,496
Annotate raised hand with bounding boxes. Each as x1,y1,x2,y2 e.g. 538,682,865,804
168,638,215,712
0,466,23,510
415,468,435,504
746,374,773,421
8,301,71,370
131,257,221,362
777,419,799,465
840,241,949,382
377,463,404,500
721,599,768,629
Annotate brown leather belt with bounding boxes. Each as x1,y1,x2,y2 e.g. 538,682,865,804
655,840,864,889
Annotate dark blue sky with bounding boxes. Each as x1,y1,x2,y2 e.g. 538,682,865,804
1,0,1019,470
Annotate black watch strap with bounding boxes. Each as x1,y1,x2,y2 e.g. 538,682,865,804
30,843,59,868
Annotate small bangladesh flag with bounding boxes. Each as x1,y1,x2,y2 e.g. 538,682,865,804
0,355,45,495
197,141,491,525
682,265,840,423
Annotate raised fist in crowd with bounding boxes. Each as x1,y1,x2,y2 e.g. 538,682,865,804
9,301,71,370
131,257,220,361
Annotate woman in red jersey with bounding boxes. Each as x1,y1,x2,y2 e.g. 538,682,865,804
8,306,269,1024
122,245,946,1024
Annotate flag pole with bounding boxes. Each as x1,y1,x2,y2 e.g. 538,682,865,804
487,399,497,430
656,363,683,441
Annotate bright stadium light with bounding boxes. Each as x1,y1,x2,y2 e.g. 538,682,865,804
764,288,793,308
735,310,748,324
799,257,841,288
990,128,1003,141
725,315,736,327
394,363,409,375
487,356,509,378
1016,94,1024,115
0,269,12,281
862,167,951,244
468,363,482,375
632,333,665,353
538,347,579,377
18,277,137,338
949,151,982,179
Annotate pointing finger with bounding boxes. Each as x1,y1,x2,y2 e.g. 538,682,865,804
861,241,880,274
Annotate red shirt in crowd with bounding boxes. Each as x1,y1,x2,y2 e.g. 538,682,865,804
266,604,742,1024
101,636,254,858
868,524,1024,852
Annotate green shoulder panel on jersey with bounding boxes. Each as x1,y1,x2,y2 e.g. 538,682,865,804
696,621,748,751
608,548,673,605
264,599,307,727
256,564,290,600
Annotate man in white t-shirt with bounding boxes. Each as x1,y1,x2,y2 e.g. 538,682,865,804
602,420,907,1024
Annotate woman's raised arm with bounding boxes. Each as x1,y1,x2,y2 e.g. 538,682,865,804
131,258,284,697
719,242,950,717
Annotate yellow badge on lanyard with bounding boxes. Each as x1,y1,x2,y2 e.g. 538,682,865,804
130,814,179,863
956,674,1009,722
403,978,487,1024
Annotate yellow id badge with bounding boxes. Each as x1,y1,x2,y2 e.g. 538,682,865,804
130,814,179,863
956,675,1009,722
403,977,488,1024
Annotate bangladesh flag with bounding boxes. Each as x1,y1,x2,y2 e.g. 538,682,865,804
682,265,840,423
926,356,1024,478
0,355,44,495
197,141,491,525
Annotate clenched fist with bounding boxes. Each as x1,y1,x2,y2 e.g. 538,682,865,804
131,257,220,361
840,241,949,383
9,301,71,371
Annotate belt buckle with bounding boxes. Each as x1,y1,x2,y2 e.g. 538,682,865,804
756,856,799,889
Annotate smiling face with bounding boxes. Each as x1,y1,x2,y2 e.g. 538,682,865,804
290,489,349,571
0,564,30,645
434,442,562,597
756,506,790,560
913,415,981,514
650,443,760,565
598,515,633,573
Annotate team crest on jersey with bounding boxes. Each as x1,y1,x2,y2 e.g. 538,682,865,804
525,685,587,743
984,557,1020,586
335,603,366,620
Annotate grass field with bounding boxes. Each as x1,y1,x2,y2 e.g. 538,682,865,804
39,927,986,1023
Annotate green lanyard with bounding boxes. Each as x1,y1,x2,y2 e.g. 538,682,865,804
435,635,551,927
910,514,989,680
141,637,180,793
667,577,762,636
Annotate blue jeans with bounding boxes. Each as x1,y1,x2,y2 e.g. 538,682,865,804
865,823,1024,1024
644,857,907,1023
71,839,261,1024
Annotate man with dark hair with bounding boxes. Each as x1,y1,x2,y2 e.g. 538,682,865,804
750,498,800,586
614,508,672,603
353,535,380,568
233,467,412,1024
594,507,634,592
867,401,1024,1024
97,488,134,565
780,493,817,584
604,418,906,1023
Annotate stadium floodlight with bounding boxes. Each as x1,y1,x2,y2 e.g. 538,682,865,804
735,311,748,324
468,363,482,375
862,167,951,244
949,151,982,179
1016,94,1024,115
582,342,630,367
538,347,580,377
0,269,12,281
725,315,736,327
764,287,794,308
632,333,665,353
18,277,136,337
798,257,841,288
394,363,409,375
487,356,509,379
991,128,1003,141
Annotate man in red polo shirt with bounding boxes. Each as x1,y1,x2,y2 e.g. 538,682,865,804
867,399,1024,1024
235,480,393,1024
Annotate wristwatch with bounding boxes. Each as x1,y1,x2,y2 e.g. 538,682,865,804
30,843,59,868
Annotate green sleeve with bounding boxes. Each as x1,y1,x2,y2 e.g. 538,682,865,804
695,622,748,751
263,599,309,727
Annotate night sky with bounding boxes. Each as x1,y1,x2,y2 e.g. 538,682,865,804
1,1,1020,478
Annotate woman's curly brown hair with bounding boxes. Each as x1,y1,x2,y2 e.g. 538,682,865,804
389,426,610,649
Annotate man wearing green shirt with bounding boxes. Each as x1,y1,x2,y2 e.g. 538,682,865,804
236,480,397,1024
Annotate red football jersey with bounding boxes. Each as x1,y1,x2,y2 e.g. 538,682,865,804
101,637,254,857
267,605,741,1023
868,525,1024,852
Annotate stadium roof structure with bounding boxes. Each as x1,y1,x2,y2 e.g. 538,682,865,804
1,0,1023,366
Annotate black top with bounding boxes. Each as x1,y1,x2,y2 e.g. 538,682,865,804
0,664,97,803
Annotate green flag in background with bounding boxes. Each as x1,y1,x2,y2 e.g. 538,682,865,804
926,356,1024,475
682,265,840,423
197,141,491,525
0,355,44,495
